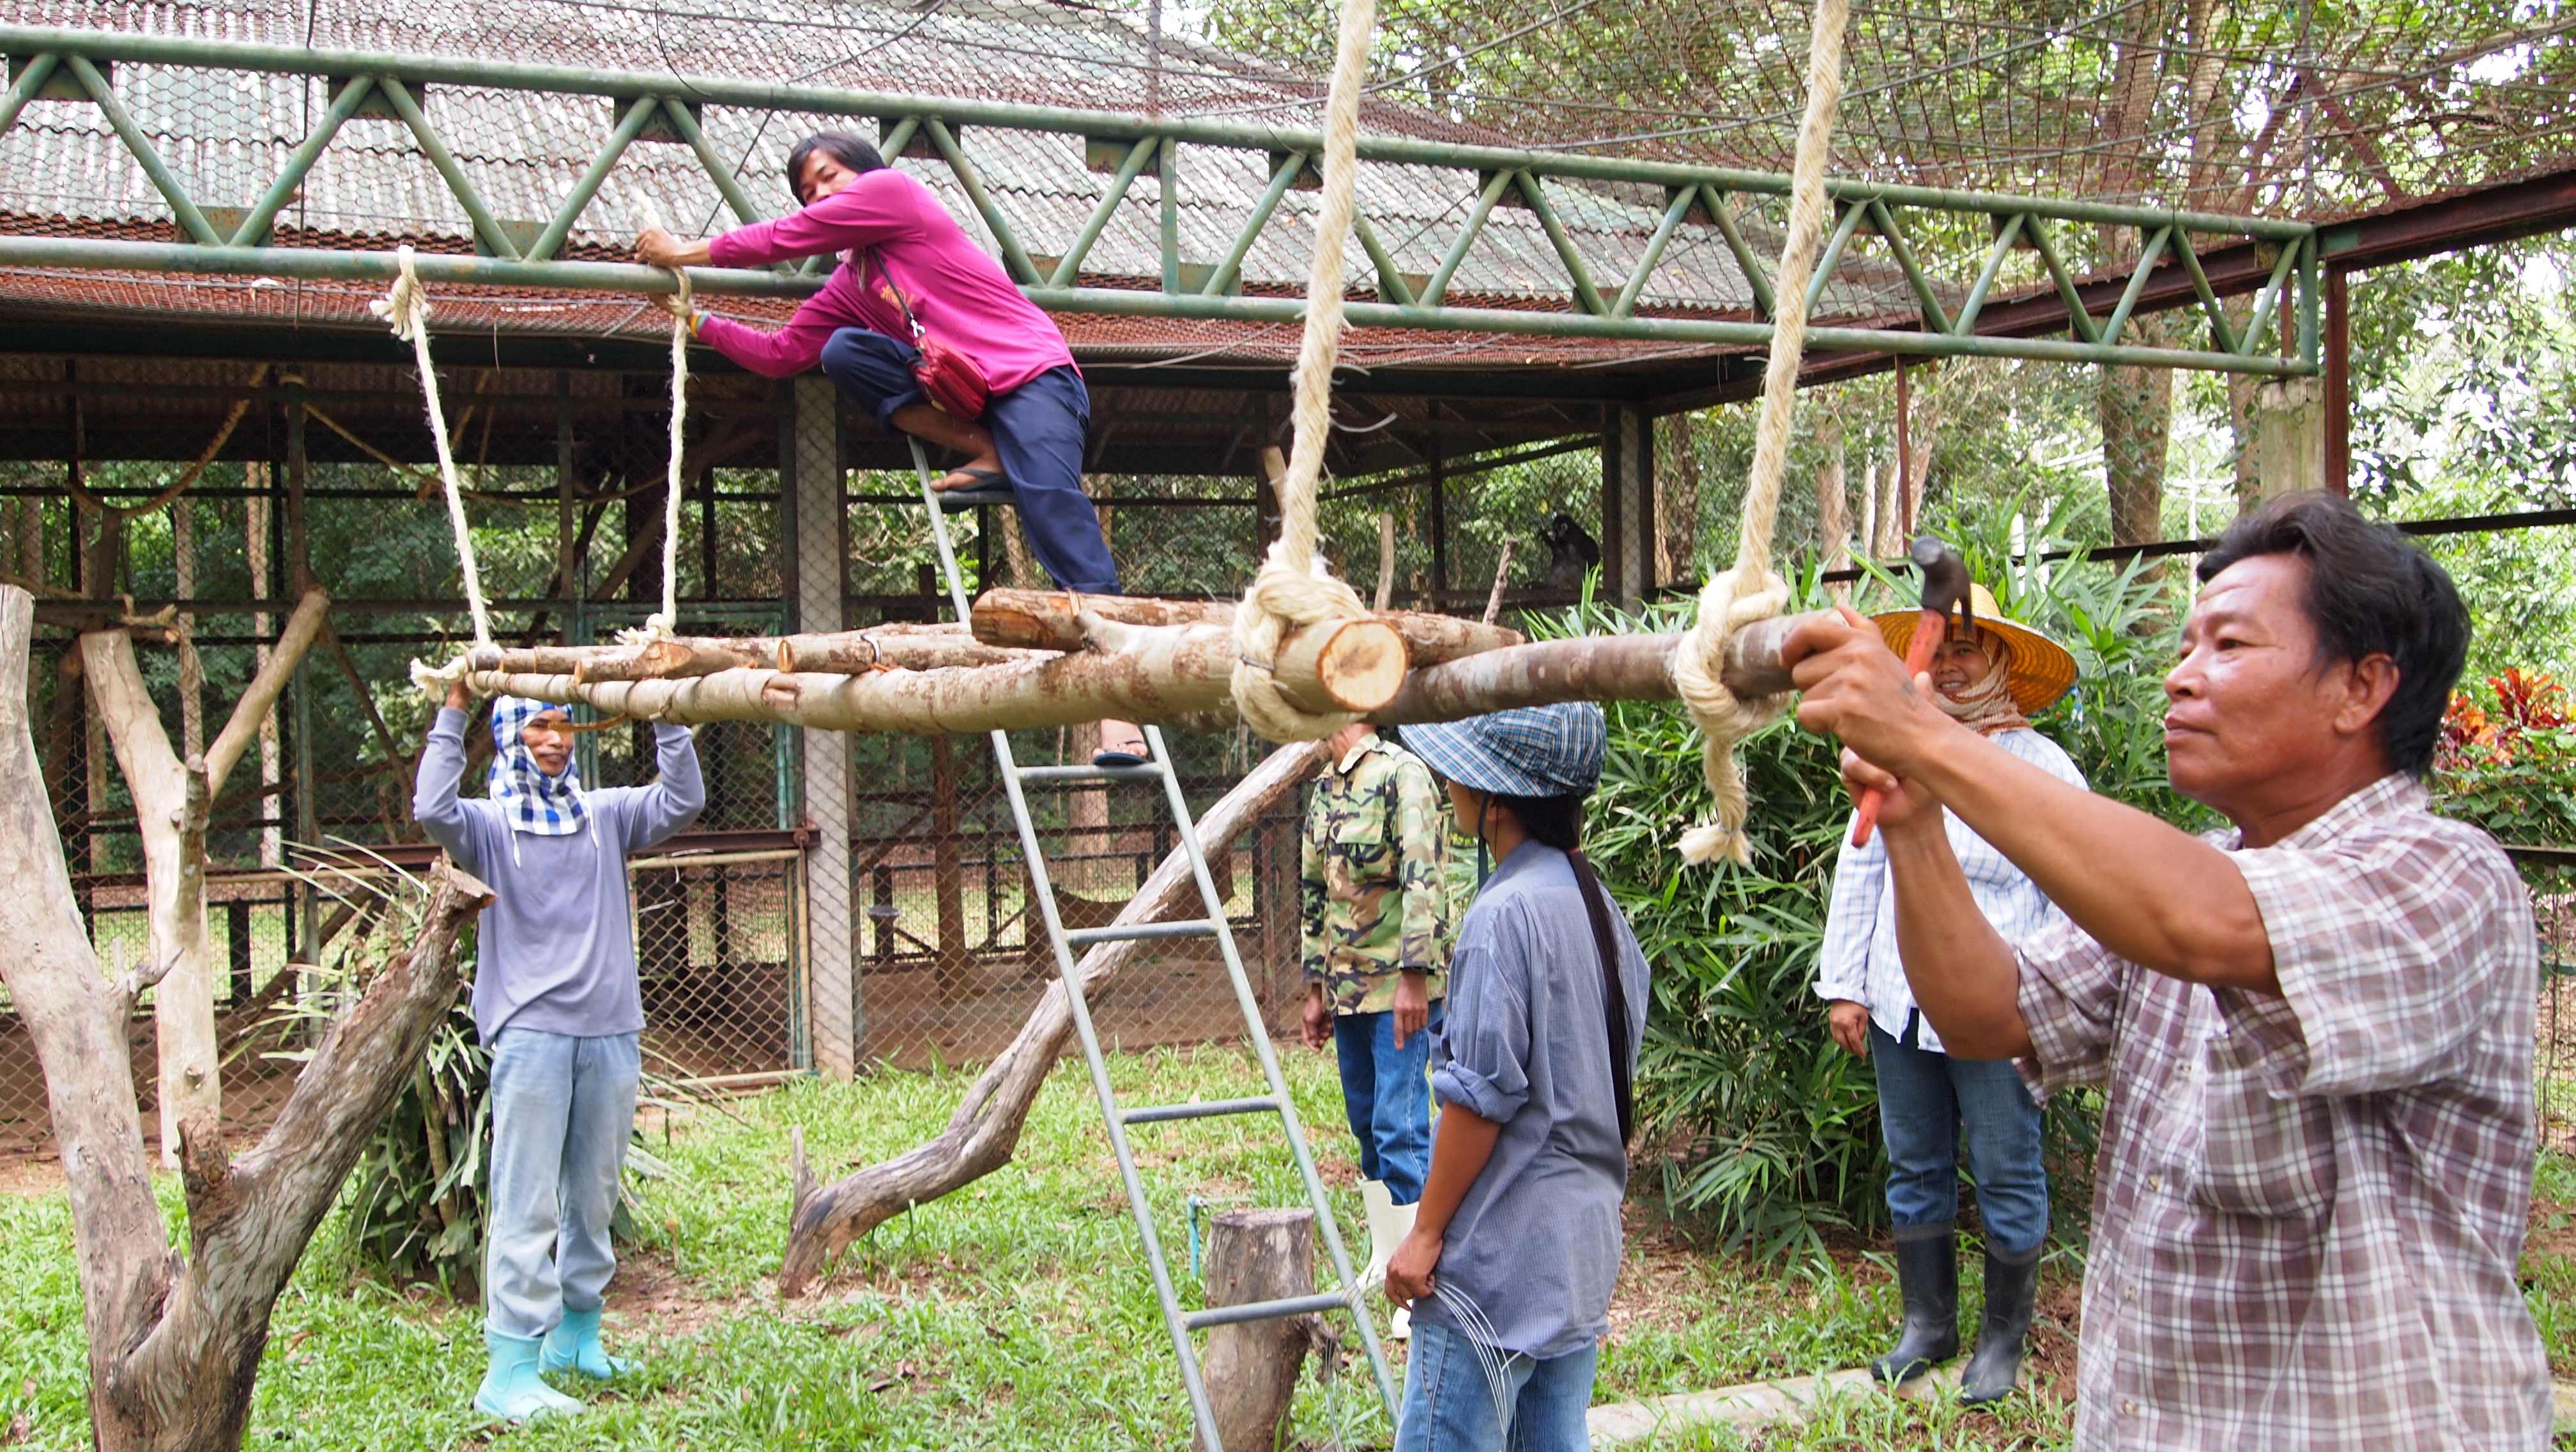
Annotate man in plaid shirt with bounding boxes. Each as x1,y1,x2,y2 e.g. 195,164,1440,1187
1786,492,2550,1448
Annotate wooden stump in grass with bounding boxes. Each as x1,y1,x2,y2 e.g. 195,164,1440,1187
1198,1206,1317,1452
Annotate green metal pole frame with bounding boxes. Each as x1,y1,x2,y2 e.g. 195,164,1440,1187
378,76,525,261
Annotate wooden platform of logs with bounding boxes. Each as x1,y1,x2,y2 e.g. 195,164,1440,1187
463,587,1813,736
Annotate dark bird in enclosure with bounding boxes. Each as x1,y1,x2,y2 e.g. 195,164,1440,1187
1541,513,1600,592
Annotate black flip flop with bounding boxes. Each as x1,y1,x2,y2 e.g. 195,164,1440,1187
1092,741,1153,768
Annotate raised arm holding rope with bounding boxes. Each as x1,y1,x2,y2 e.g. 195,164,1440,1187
636,132,1142,762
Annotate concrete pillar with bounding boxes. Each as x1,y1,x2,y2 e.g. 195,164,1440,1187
1602,404,1654,608
2253,376,2326,501
786,377,858,1080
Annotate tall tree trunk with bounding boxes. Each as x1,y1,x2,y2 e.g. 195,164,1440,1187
0,583,494,1452
1657,412,1701,583
82,592,330,1162
1814,418,1849,604
2099,308,2178,545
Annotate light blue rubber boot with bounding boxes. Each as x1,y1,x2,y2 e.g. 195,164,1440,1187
475,1330,584,1421
540,1306,634,1380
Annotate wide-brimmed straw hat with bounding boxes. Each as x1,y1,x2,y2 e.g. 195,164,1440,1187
1869,581,2080,716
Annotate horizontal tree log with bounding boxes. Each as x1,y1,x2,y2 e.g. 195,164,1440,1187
468,615,1832,736
778,626,1043,672
970,587,1521,667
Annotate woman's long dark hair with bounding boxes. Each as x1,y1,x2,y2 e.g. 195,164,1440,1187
785,131,887,205
1490,791,1585,852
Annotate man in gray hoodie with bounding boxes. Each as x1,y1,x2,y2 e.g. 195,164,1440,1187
413,683,703,1421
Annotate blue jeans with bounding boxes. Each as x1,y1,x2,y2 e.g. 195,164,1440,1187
816,328,1118,593
1395,1319,1598,1452
1333,1003,1442,1204
484,1028,640,1340
1870,1021,2048,1255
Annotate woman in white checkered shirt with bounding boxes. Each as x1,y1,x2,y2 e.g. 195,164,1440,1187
1816,582,2085,1406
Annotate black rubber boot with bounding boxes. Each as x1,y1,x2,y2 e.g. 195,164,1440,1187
1959,1242,2042,1405
1869,1226,1959,1385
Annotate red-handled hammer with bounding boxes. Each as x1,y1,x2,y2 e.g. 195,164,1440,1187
1849,536,1972,847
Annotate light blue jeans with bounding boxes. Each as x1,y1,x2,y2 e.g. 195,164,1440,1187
1869,1021,2050,1255
484,1028,640,1341
1333,1003,1444,1204
1395,1319,1598,1452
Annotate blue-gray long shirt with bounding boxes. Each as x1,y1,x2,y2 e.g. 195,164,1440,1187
1421,840,1649,1360
411,707,705,1041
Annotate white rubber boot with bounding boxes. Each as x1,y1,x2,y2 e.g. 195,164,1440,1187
1360,1180,1420,1340
1358,1180,1397,1288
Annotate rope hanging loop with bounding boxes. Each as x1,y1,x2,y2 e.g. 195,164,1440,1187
372,245,494,698
620,197,691,647
1674,0,1853,865
1229,0,1382,743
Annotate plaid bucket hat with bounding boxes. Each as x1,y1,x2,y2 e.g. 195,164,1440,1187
1399,701,1607,800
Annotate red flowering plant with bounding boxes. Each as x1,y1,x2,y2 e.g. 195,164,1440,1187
2435,668,2576,846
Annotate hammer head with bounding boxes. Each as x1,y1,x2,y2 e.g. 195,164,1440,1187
1907,536,1973,632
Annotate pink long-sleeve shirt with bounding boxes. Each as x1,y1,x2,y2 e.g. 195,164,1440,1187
697,167,1076,392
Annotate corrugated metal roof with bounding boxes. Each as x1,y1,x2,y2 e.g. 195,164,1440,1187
0,0,1929,330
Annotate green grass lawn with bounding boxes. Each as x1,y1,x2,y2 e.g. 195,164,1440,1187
2,1047,2571,1449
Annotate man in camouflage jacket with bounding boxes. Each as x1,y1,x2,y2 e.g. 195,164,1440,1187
1300,721,1453,1329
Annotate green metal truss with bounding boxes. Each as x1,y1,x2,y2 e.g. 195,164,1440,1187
0,26,2319,378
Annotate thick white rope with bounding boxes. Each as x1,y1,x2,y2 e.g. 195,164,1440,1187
371,247,494,699
1229,0,1379,743
1672,0,1852,866
623,199,691,646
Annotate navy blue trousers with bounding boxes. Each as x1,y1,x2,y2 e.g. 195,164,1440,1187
818,327,1119,593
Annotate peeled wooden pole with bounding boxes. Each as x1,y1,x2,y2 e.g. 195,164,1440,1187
471,615,1411,734
470,613,1834,738
971,587,1521,666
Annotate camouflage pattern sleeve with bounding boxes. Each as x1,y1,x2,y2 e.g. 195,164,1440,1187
1300,784,1328,982
1393,753,1447,973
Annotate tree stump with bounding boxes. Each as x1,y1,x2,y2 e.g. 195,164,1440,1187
1198,1207,1316,1452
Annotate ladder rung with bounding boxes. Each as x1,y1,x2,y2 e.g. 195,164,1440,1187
1185,1292,1354,1332
1018,763,1163,784
1065,918,1218,947
1122,1095,1280,1125
935,484,1015,512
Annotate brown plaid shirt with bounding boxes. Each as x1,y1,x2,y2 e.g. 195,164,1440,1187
2016,774,2551,1450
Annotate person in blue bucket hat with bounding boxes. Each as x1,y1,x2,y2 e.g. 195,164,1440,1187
1380,702,1648,1452
413,682,704,1421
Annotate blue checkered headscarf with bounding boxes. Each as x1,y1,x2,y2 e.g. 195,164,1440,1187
487,695,590,837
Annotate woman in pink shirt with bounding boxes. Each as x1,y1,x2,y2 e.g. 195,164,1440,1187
637,132,1142,762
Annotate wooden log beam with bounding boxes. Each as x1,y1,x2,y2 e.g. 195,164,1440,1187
466,626,1047,679
778,738,1330,1296
470,615,1833,737
970,587,1521,667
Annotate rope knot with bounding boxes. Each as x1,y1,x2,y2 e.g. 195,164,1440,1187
1671,566,1793,865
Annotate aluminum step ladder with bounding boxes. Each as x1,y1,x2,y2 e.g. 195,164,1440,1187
905,440,1401,1448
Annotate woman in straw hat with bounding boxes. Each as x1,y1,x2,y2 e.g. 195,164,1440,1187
1815,581,2083,1405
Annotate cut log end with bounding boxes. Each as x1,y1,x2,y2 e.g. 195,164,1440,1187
1276,617,1409,714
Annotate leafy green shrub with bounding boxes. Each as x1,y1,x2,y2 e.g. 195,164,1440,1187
2437,668,2576,848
